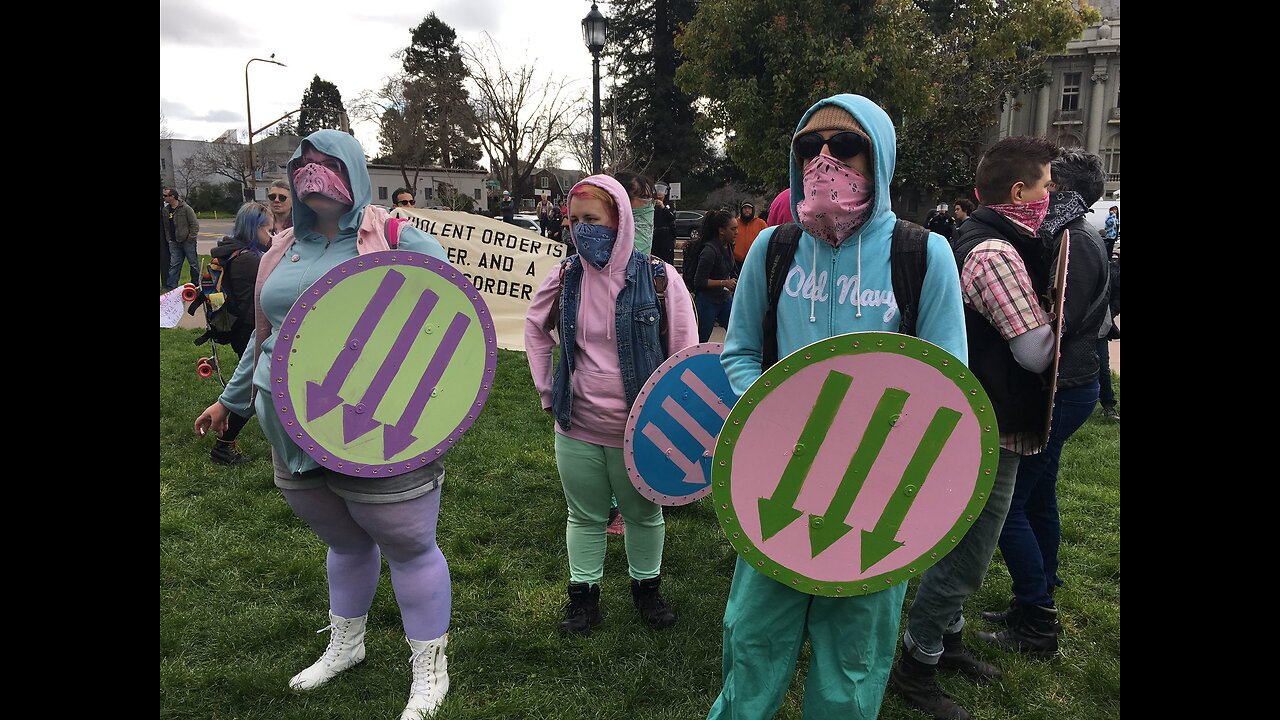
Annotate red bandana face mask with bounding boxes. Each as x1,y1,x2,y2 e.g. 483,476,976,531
985,194,1050,235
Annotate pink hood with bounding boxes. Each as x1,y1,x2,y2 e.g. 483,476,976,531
567,174,636,347
523,174,699,447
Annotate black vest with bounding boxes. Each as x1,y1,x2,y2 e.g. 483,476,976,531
952,207,1052,436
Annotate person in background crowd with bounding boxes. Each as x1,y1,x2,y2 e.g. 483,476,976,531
731,202,767,273
267,179,294,236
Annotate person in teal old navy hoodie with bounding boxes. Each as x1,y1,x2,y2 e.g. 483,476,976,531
707,94,967,719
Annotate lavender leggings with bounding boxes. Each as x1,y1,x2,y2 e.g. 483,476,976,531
280,485,451,640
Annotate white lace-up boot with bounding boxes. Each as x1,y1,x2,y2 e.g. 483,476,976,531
399,633,450,720
287,611,367,691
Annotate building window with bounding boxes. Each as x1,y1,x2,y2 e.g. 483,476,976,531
160,158,167,170
378,187,388,200
1061,72,1082,111
540,176,549,188
425,187,434,199
474,189,482,200
1056,132,1082,149
1102,135,1120,182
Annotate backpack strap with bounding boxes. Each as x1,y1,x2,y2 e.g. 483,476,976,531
762,223,804,369
386,217,407,250
649,256,669,341
547,257,575,332
890,219,930,337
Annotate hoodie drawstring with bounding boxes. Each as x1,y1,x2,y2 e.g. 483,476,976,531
809,243,818,323
855,233,863,319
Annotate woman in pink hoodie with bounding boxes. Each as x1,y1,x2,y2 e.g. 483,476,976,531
524,175,698,637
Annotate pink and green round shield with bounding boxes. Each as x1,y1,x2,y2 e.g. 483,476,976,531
712,332,999,596
271,252,497,477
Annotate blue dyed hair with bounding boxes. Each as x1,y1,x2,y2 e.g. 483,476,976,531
234,201,270,254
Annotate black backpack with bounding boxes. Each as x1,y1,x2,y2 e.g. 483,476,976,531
761,220,931,369
681,238,704,293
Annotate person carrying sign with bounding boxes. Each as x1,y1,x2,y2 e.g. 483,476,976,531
194,130,457,720
890,136,1061,720
707,94,967,719
524,174,698,637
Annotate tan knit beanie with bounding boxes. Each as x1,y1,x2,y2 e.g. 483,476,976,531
794,105,864,139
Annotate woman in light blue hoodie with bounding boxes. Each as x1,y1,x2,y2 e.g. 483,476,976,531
195,130,456,720
707,95,967,720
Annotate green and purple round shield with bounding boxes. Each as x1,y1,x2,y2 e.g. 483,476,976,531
271,252,497,477
712,332,999,597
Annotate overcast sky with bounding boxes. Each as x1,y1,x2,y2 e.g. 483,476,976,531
160,0,612,166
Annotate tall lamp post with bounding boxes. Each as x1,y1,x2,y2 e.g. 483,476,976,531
245,54,286,198
582,3,607,175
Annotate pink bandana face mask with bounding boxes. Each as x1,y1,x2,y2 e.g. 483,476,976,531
796,154,874,247
291,162,353,207
986,194,1050,236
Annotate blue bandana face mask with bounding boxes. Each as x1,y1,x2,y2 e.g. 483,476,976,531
573,223,617,270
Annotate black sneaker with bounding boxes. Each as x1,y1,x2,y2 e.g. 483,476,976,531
559,583,602,637
210,439,249,465
1102,405,1120,421
630,576,676,629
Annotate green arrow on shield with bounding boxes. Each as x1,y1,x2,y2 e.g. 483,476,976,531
758,370,852,541
859,406,963,572
807,387,911,558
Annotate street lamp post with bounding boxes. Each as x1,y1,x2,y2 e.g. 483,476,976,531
582,3,607,175
245,54,286,198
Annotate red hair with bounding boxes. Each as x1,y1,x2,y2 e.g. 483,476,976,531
569,184,618,226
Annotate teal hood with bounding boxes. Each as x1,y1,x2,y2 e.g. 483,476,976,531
287,129,372,238
789,94,897,242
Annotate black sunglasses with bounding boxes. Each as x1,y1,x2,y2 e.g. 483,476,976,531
267,193,289,202
794,131,870,161
396,199,416,206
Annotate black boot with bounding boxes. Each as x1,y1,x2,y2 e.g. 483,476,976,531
210,438,249,465
982,598,1061,634
630,576,676,629
558,583,602,637
937,632,1003,681
977,604,1059,659
889,649,972,720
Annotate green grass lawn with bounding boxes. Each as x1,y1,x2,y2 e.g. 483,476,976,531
160,330,1119,720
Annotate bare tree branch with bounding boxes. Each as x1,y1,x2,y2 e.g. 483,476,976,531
463,34,588,196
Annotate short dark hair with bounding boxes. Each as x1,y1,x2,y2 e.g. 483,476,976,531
613,171,654,200
975,136,1061,205
953,198,976,214
164,187,179,200
1050,148,1106,206
392,188,414,203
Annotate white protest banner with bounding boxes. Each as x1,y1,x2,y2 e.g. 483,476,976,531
393,208,568,351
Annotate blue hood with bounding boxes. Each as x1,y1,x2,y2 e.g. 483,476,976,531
287,129,371,238
789,94,897,242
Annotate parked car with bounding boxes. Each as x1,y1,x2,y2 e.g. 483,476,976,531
674,210,707,240
496,213,541,233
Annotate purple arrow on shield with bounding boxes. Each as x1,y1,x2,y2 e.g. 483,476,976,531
382,311,472,459
341,288,441,443
305,271,407,422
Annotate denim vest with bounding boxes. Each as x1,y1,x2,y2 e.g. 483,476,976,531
551,252,666,432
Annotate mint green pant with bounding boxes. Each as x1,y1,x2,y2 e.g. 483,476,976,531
554,433,666,584
707,557,907,720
